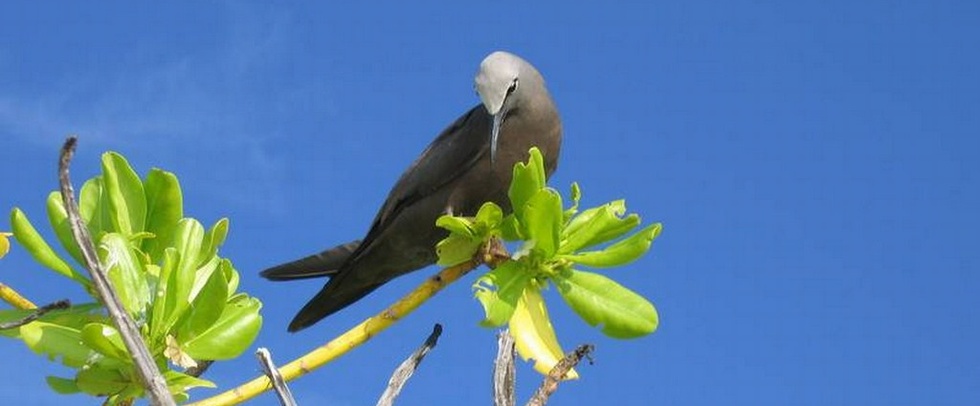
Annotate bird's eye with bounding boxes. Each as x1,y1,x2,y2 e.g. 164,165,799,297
506,78,519,95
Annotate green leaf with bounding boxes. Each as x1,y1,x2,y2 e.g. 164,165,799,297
435,233,480,267
561,223,662,268
0,303,104,339
80,323,130,361
164,370,216,402
46,376,81,394
100,233,150,317
222,258,241,296
79,177,111,240
150,248,178,340
499,214,523,241
473,202,504,232
176,261,229,341
559,200,640,254
76,365,132,396
554,270,658,338
521,188,563,257
472,261,533,327
161,218,206,329
142,168,183,263
19,322,92,368
198,218,229,270
10,208,90,286
435,215,475,238
45,191,85,265
182,294,262,360
508,147,547,220
164,370,216,393
101,152,147,236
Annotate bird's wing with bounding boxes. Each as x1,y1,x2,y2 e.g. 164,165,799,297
357,105,491,253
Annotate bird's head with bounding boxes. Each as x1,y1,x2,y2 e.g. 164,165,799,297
474,51,542,164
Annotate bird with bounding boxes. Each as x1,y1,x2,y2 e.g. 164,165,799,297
261,51,563,332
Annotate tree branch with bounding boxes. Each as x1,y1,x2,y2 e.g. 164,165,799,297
377,323,443,406
525,344,595,406
256,348,296,406
186,258,480,406
0,282,38,309
0,299,70,329
58,137,175,406
493,329,517,406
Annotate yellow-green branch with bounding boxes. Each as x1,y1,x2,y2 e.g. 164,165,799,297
186,258,481,406
0,282,37,310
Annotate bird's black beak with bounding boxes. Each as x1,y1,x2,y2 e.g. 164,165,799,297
491,111,503,165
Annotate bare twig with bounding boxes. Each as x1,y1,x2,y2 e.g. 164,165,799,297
493,330,517,406
58,137,175,406
377,324,444,406
257,348,296,406
0,299,70,329
185,360,214,378
525,344,595,406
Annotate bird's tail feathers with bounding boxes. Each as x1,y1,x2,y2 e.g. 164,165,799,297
288,278,382,332
260,240,361,281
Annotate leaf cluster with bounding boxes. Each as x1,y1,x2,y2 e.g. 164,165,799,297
3,152,262,403
436,148,662,377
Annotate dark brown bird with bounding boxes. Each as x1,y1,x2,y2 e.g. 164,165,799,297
261,51,562,332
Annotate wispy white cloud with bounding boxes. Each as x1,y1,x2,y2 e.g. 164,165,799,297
0,3,300,215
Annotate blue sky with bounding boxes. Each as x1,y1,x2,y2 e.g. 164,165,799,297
2,1,978,405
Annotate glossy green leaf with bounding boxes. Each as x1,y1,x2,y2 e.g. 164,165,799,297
182,294,262,360
559,200,640,254
101,152,146,235
435,215,475,237
177,261,229,341
80,323,129,361
561,205,602,240
561,223,662,268
473,261,533,327
45,191,84,265
19,322,92,368
100,233,150,317
149,248,179,340
10,208,90,286
142,168,183,263
164,218,206,327
188,255,220,303
164,370,216,393
521,188,563,257
78,178,110,239
0,304,102,340
199,218,229,263
508,147,547,220
46,376,81,394
498,214,523,241
222,258,241,296
473,202,504,232
554,270,658,338
76,365,131,396
435,233,480,266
